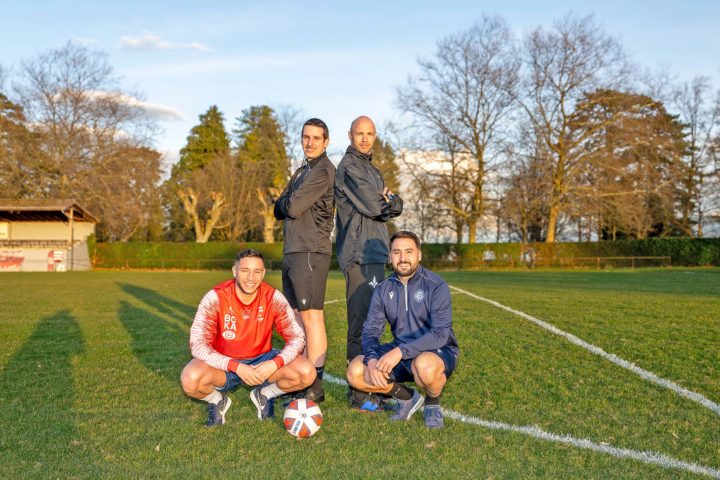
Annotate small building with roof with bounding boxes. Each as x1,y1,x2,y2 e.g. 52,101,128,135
0,199,97,272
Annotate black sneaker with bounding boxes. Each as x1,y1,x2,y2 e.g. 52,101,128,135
282,388,325,406
348,388,381,412
206,393,232,427
249,388,275,420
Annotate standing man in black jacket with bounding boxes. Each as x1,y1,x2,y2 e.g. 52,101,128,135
335,115,403,408
274,118,335,403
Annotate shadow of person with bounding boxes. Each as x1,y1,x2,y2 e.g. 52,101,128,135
116,282,195,326
117,300,190,383
0,309,98,477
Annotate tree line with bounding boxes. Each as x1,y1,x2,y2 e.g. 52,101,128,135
1,13,719,244
394,14,720,243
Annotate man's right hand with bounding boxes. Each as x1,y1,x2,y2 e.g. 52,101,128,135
366,358,389,388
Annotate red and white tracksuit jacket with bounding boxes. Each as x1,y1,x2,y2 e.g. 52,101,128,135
189,279,305,373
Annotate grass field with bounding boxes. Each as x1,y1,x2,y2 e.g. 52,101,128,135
0,268,718,479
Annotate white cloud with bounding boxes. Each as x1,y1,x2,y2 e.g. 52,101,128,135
120,34,212,53
84,91,185,121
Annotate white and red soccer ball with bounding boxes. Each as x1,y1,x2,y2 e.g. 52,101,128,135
283,399,323,438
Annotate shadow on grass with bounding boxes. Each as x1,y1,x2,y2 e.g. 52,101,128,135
117,300,189,383
117,282,195,326
0,309,97,476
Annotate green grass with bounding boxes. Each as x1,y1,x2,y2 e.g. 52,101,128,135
0,269,718,479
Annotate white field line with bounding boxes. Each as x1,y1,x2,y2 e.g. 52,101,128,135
324,299,342,305
449,285,720,418
322,373,720,479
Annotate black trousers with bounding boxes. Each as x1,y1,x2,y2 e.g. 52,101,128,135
344,263,386,362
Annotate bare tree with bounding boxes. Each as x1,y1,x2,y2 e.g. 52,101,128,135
671,76,720,237
518,14,630,242
10,42,160,240
397,16,519,243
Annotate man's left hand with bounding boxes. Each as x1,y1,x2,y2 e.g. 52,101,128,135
376,347,402,374
253,360,278,383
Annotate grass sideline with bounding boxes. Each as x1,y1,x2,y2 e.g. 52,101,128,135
0,269,718,478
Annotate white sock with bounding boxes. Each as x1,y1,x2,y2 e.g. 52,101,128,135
260,382,285,399
201,390,223,404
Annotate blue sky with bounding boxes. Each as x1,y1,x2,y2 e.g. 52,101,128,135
1,0,719,169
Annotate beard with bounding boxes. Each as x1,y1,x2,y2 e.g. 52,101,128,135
393,261,419,278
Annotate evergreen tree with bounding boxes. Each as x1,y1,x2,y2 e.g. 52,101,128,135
173,105,230,177
372,137,401,195
166,105,231,242
233,105,290,242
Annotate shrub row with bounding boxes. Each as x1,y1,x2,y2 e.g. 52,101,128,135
94,237,720,270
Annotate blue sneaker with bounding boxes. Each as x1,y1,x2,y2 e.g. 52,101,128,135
349,389,381,412
206,393,232,427
423,405,444,429
250,388,275,420
389,390,424,421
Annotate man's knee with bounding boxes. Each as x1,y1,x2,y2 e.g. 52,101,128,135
346,356,365,388
296,358,317,387
180,361,202,394
413,353,444,384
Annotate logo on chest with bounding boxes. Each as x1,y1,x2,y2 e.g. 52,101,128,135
414,290,425,302
223,307,237,339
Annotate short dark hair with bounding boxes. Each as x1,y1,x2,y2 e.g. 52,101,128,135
235,249,265,265
390,230,421,249
302,117,329,140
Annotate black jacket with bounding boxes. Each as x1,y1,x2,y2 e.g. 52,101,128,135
274,152,335,255
334,146,403,272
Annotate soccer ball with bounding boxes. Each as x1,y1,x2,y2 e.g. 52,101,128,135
283,399,323,438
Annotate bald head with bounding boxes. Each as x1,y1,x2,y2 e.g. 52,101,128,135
348,116,377,154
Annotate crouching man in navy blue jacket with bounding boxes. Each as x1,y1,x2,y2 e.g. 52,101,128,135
346,230,459,429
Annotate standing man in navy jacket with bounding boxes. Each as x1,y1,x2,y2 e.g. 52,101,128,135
335,115,403,408
346,231,459,429
274,118,335,403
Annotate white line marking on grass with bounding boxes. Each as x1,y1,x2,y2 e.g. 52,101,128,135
324,299,342,305
322,373,720,479
448,285,720,418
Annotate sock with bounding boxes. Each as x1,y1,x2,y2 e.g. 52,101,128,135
387,383,413,401
309,366,324,392
259,382,285,399
201,390,223,404
425,393,441,406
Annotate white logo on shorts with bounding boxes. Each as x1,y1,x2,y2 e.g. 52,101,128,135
389,291,394,299
302,298,307,305
369,276,378,288
415,290,425,302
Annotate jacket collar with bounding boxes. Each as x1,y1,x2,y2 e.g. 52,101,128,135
345,145,373,163
304,151,328,168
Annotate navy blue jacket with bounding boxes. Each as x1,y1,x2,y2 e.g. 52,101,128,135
362,266,459,362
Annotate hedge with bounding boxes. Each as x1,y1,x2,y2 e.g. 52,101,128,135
93,238,720,270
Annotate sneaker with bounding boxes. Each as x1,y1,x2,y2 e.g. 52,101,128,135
282,388,325,407
349,389,381,412
206,393,232,427
379,396,401,412
423,405,444,429
389,390,424,421
249,388,275,420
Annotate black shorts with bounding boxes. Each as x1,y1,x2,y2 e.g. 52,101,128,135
282,252,331,311
375,342,459,383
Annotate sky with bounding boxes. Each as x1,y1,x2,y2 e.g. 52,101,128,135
1,0,719,171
